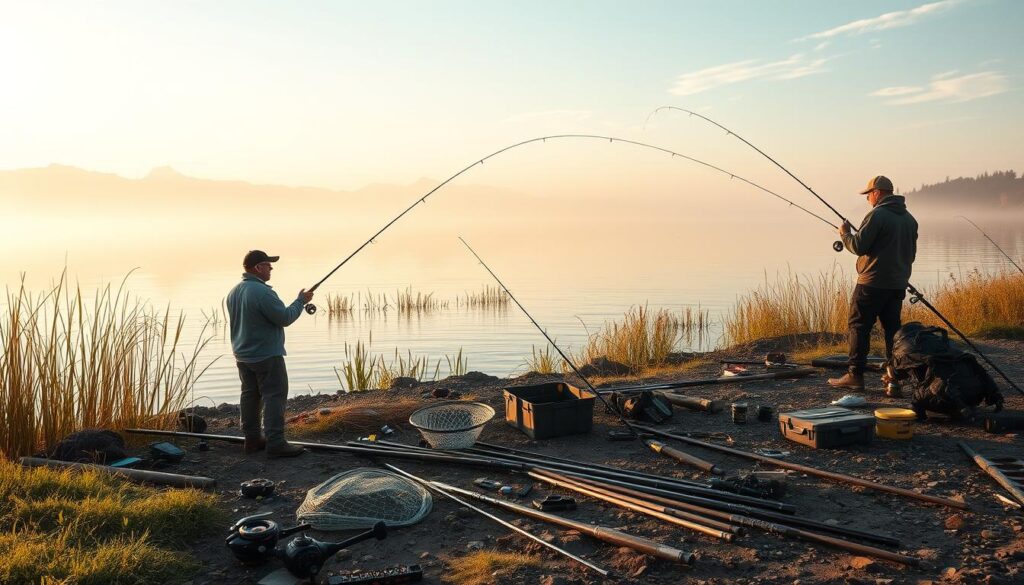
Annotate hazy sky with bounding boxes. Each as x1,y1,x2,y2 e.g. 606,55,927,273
2,0,1021,197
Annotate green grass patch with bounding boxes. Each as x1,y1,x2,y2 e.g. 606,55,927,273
0,460,223,584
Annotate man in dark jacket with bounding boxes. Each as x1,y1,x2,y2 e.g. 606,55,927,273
226,250,314,457
828,176,918,392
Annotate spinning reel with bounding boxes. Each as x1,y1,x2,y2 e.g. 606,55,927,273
227,513,388,578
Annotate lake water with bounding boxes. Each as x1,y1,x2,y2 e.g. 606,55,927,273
4,176,1021,405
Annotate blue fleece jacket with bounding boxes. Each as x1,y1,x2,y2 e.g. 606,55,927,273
226,273,305,363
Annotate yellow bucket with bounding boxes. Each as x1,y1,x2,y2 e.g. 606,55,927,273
875,408,917,440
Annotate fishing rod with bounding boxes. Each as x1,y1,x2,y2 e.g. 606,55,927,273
458,237,645,439
300,134,835,314
958,215,1024,276
652,106,1023,396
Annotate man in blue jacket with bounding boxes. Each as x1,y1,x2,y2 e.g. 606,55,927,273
226,250,314,457
828,176,918,393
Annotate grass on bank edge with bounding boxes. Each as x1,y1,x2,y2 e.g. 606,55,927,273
0,459,222,585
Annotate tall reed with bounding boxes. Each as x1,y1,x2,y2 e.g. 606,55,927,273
905,269,1024,337
581,305,707,373
0,272,213,460
334,337,469,392
723,266,851,346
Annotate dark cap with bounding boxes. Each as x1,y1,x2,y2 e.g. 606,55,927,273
859,175,894,194
243,250,280,268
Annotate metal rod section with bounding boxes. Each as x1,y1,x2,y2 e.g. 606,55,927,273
959,442,1024,507
633,425,968,510
528,469,738,541
597,368,819,394
645,439,722,475
382,464,610,577
907,285,1023,396
432,481,694,564
958,216,1024,276
563,473,900,548
551,472,918,566
18,457,216,490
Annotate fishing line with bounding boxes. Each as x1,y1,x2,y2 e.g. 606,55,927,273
651,106,1023,395
302,134,834,314
958,215,1024,276
458,236,642,437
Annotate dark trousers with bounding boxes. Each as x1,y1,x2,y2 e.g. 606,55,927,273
848,284,906,375
237,356,289,445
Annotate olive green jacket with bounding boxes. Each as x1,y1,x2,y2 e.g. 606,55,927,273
841,195,918,290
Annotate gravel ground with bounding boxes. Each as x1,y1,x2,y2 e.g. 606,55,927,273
156,338,1024,585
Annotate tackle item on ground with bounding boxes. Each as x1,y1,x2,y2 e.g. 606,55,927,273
49,429,128,464
709,474,785,500
240,478,276,498
612,390,673,423
757,405,774,422
149,441,186,463
830,394,867,407
532,494,578,511
753,449,790,459
607,429,639,441
327,565,424,585
891,322,1005,419
408,401,494,449
778,407,875,449
645,439,722,475
731,402,748,424
984,412,1024,434
874,408,917,440
503,382,594,439
19,456,216,489
959,442,1024,507
810,355,886,371
473,478,503,491
296,468,432,531
108,456,142,468
658,393,725,413
227,512,387,578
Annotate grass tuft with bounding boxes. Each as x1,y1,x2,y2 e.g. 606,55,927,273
444,550,543,585
581,305,708,373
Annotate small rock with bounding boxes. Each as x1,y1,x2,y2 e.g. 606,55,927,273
335,549,351,560
419,552,431,559
980,529,998,540
943,567,958,579
466,540,484,551
944,514,965,531
539,576,568,585
391,376,419,390
431,387,451,398
849,557,875,570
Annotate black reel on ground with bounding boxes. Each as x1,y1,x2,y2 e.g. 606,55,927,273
282,521,388,578
225,513,309,566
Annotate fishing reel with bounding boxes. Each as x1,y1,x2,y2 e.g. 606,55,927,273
832,240,844,252
226,513,388,578
305,303,317,315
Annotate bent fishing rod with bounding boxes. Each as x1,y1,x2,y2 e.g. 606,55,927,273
301,134,835,314
651,106,1023,395
958,215,1024,276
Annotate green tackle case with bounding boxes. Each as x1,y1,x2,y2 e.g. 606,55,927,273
778,406,875,449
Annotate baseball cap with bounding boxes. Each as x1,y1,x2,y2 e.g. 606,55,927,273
859,175,894,194
243,250,280,268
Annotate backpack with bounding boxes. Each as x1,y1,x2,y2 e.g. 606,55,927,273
891,322,1004,420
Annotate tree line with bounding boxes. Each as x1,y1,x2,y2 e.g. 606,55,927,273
906,170,1024,208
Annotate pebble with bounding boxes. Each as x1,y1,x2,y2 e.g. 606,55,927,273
466,540,484,551
980,529,998,540
335,549,351,560
944,514,965,531
848,556,875,570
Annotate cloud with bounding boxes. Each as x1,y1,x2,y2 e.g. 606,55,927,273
870,70,1008,105
801,0,961,41
669,54,828,96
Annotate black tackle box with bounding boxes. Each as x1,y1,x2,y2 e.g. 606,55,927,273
778,407,875,449
503,382,594,439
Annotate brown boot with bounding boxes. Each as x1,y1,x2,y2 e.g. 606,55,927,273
827,372,865,390
244,436,267,455
266,442,306,458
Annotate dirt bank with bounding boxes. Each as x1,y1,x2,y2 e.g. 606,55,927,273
160,338,1024,585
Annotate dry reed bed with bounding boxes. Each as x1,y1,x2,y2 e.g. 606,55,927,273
724,267,1024,346
0,273,212,460
289,396,423,437
336,338,469,392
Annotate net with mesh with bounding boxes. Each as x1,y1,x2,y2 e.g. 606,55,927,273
296,468,432,531
408,401,495,449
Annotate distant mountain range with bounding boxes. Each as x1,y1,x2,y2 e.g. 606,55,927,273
907,171,1024,208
